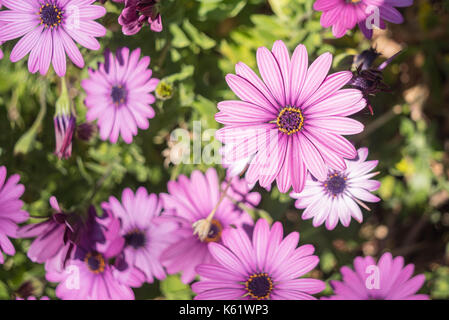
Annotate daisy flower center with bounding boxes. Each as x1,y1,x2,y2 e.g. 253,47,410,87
346,0,362,4
245,273,273,300
84,252,106,274
276,107,304,135
111,85,128,106
125,228,147,249
203,219,223,243
324,173,347,197
39,3,64,28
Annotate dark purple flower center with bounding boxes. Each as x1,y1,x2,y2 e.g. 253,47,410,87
39,3,64,28
111,85,128,105
325,173,347,196
204,219,223,243
245,273,273,300
276,107,304,135
84,252,105,274
125,228,147,249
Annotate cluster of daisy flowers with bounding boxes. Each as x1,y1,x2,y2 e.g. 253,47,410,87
0,163,429,300
0,0,428,301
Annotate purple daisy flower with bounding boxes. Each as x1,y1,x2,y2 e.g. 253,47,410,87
325,252,429,300
290,147,380,230
81,47,159,144
102,187,180,283
18,196,82,270
0,0,106,76
45,209,144,300
216,40,366,194
0,166,29,264
192,218,325,300
116,0,163,35
313,0,413,39
160,168,254,284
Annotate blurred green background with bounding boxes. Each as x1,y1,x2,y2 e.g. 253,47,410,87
0,0,448,300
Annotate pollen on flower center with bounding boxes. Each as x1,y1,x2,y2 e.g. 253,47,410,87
276,107,304,135
125,228,147,249
84,252,106,274
111,85,128,106
203,219,223,243
324,173,347,197
245,273,273,300
347,0,362,4
39,3,64,28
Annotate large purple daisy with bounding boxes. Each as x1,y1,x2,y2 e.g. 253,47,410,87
193,218,325,300
0,166,29,264
81,47,159,144
325,252,429,300
160,168,254,284
102,187,180,283
290,147,380,230
313,0,413,39
216,40,366,194
0,0,106,76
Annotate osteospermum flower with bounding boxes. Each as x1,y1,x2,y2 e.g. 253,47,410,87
313,0,413,39
102,187,179,283
193,219,325,300
0,166,29,264
160,168,253,284
116,0,163,35
325,252,429,300
45,209,144,300
0,0,106,76
349,48,402,114
216,40,366,194
81,47,159,144
291,147,380,230
18,196,82,270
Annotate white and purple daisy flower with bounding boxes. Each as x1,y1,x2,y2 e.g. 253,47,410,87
193,218,325,300
313,0,414,39
81,47,159,144
291,147,380,230
325,252,429,300
160,168,254,284
0,0,106,76
216,40,366,194
0,166,29,264
102,187,180,284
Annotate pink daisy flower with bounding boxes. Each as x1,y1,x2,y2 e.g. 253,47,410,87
18,196,84,270
81,47,159,144
160,168,254,284
45,209,144,300
102,187,180,283
290,147,380,230
116,0,163,35
0,166,29,264
326,252,429,300
192,218,325,300
0,0,106,76
313,0,413,39
216,40,366,194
